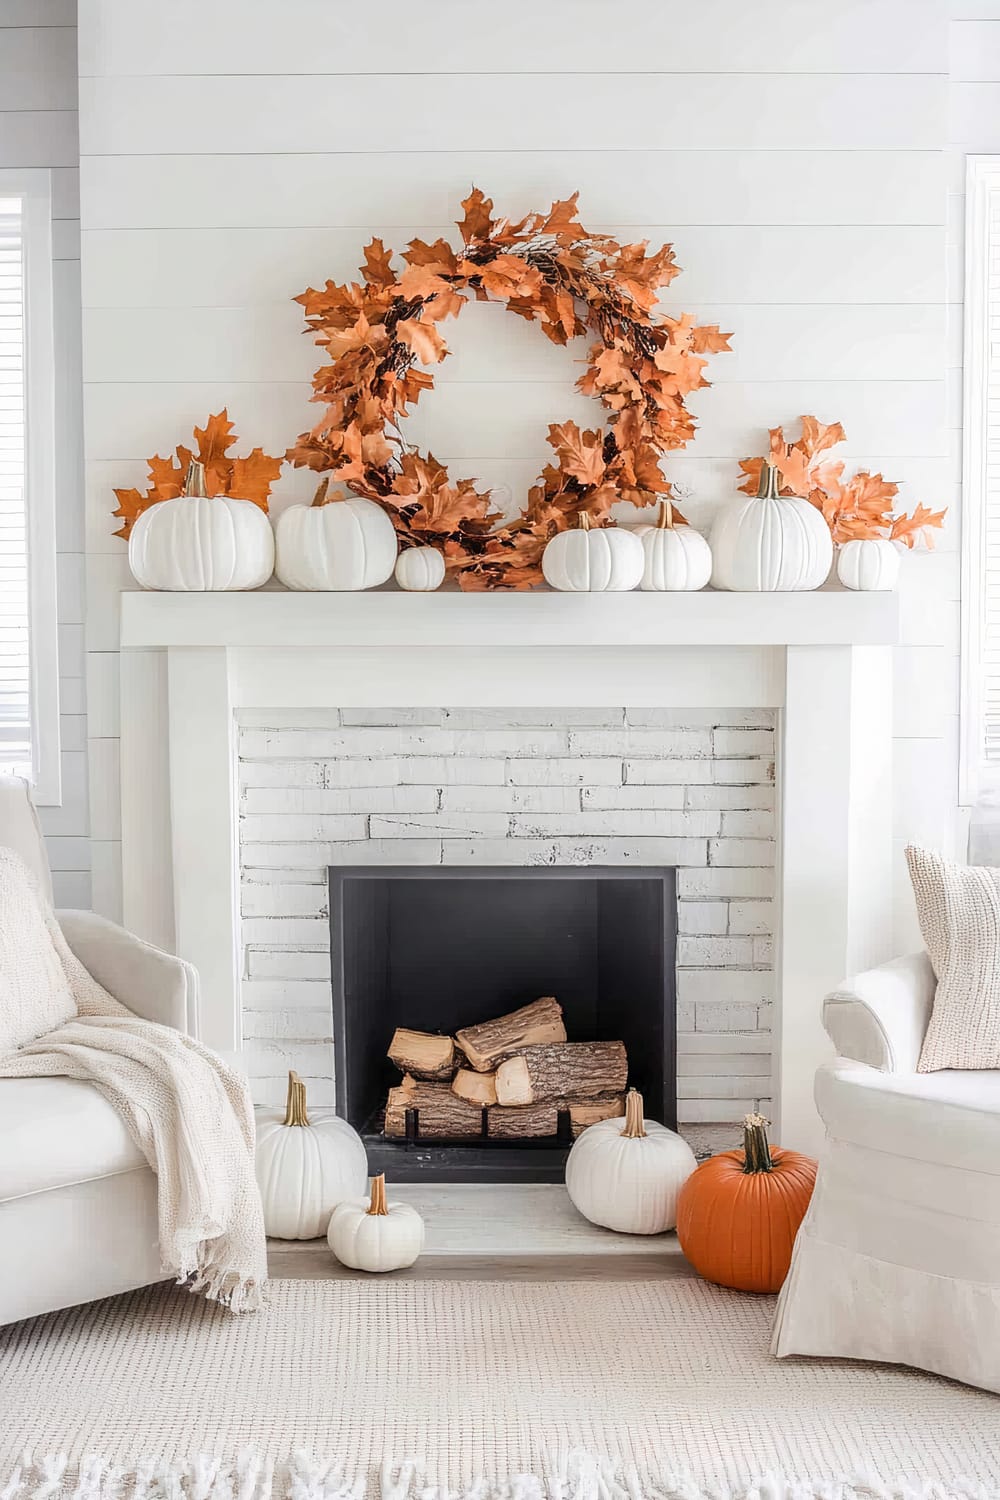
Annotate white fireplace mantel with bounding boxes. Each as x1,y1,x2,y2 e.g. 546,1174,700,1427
119,586,898,1156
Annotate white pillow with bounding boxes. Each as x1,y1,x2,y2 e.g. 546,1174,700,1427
906,844,1000,1072
0,847,76,1052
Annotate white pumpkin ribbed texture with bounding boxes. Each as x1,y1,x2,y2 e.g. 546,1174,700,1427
565,1090,697,1234
275,491,397,591
836,537,901,591
639,507,712,592
327,1175,424,1271
542,522,643,592
395,546,445,591
254,1073,368,1240
128,494,275,591
710,464,832,592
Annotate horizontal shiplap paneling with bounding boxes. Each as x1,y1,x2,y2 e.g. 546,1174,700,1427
0,24,78,108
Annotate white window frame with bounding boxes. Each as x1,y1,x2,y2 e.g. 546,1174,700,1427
0,169,60,805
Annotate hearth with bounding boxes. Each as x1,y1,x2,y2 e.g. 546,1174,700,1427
329,865,676,1181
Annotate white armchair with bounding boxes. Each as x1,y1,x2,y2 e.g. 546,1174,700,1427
772,951,1000,1394
0,780,198,1325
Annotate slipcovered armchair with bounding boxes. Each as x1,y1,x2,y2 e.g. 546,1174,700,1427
0,779,199,1325
772,952,1000,1394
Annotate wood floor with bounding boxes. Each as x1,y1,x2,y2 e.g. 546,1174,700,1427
267,1183,696,1281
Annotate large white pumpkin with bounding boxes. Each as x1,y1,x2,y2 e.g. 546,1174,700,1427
542,514,643,592
565,1088,697,1234
274,479,397,591
836,537,900,591
327,1173,425,1271
395,545,445,592
711,462,833,592
128,459,275,591
640,501,713,592
255,1072,368,1240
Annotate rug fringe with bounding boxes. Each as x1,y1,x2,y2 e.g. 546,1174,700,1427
1,1452,996,1500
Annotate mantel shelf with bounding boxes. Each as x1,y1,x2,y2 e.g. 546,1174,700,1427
120,584,898,650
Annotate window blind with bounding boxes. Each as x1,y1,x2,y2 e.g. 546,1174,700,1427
0,198,31,779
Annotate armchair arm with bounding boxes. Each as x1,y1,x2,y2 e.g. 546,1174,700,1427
56,909,199,1037
822,951,935,1073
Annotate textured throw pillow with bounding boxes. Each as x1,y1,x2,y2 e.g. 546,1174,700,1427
0,847,76,1052
906,844,1000,1071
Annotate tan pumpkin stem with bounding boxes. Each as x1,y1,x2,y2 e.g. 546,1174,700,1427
741,1111,774,1173
282,1070,309,1127
580,511,591,532
367,1173,389,1216
183,459,208,499
656,498,674,530
757,462,780,502
311,477,332,507
620,1087,647,1139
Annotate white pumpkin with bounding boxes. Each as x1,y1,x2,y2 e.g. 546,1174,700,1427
275,478,398,591
542,513,644,592
836,537,900,591
327,1173,425,1272
395,545,445,592
128,459,275,592
565,1088,697,1235
711,462,833,592
639,500,713,592
255,1071,368,1240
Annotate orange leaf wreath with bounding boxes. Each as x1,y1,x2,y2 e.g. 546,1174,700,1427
112,410,284,539
287,189,731,589
738,416,946,549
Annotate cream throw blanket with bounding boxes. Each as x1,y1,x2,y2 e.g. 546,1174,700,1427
0,850,267,1311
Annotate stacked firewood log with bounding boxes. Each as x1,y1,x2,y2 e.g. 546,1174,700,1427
383,997,627,1140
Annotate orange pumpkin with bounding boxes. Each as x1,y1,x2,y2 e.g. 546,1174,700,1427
676,1113,816,1293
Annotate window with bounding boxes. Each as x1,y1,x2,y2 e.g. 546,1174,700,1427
0,171,59,804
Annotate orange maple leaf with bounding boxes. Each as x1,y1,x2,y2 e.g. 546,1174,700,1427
457,188,494,245
362,238,396,289
230,449,285,509
396,316,449,365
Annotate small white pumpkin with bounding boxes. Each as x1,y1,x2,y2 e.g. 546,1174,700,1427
327,1173,425,1272
836,537,900,591
711,462,833,592
275,478,398,591
128,459,275,591
639,500,713,592
395,545,445,592
565,1088,697,1235
542,513,644,592
255,1071,368,1240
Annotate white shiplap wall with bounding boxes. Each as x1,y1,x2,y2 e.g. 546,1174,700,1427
78,0,950,947
0,0,89,906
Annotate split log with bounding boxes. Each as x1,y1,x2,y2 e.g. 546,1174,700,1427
494,1042,628,1107
455,996,566,1072
487,1101,561,1139
387,1027,456,1081
451,1067,498,1108
570,1093,626,1137
384,1075,483,1138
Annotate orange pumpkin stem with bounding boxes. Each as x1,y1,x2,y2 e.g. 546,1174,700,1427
282,1070,309,1127
741,1111,774,1173
621,1087,647,1139
367,1173,389,1216
656,498,674,531
311,477,333,507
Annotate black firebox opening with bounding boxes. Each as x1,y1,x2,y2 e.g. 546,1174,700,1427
329,866,677,1182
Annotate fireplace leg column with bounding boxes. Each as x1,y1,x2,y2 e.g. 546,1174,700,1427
778,644,894,1157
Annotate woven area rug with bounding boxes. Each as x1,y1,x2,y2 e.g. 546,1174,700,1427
1,1278,998,1500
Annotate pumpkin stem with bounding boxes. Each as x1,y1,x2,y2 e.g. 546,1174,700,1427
311,477,331,507
656,498,674,530
367,1173,389,1216
580,510,591,532
282,1070,309,1127
183,459,208,499
756,462,780,502
620,1087,647,1138
741,1112,774,1173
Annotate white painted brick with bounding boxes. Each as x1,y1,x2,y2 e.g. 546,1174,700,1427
713,758,775,785
624,759,712,785
443,708,624,729
241,727,455,757
567,728,712,757
239,710,341,728
753,935,775,966
243,1009,332,1041
239,760,327,789
243,839,365,869
506,758,622,787
727,900,773,935
241,980,331,1011
694,1001,766,1032
677,1053,772,1078
325,759,404,787
679,867,775,899
720,810,773,838
440,838,706,867
439,785,581,814
241,916,328,946
678,1099,759,1124
708,837,776,867
453,729,568,756
678,1122,740,1156
677,901,728,935
678,1031,772,1054
241,883,327,918
626,708,775,729
326,839,443,865
678,1074,771,1098
242,786,439,815
582,785,685,810
370,812,509,839
712,728,774,756
243,863,328,884
509,811,718,838
240,814,368,843
340,707,443,726
254,1077,337,1109
685,785,776,812
246,949,330,980
679,970,773,1007
677,936,756,967
400,757,506,785
676,1003,695,1033
242,1040,334,1078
